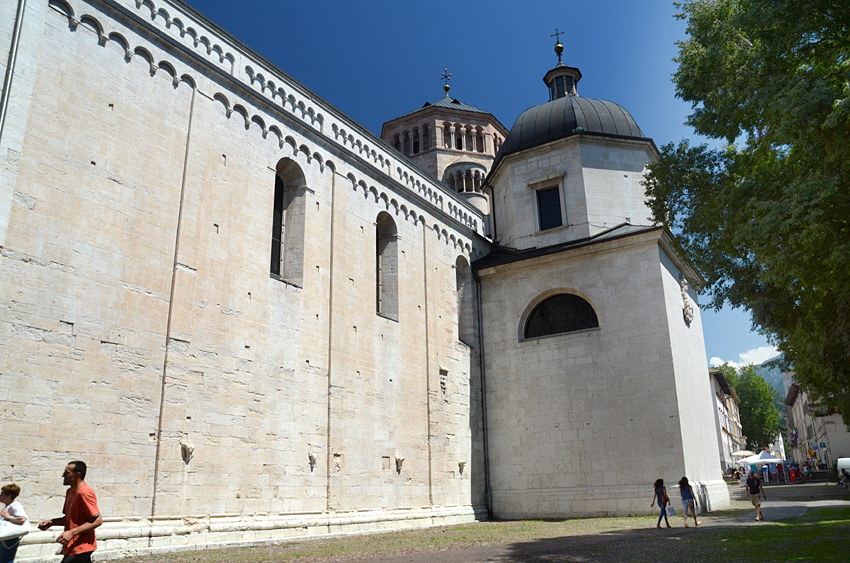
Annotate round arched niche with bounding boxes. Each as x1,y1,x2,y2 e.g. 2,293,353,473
522,292,599,340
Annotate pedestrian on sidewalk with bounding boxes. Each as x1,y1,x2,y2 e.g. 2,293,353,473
650,479,671,528
678,476,700,528
745,469,767,521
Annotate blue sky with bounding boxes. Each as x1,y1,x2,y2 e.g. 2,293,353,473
189,0,778,367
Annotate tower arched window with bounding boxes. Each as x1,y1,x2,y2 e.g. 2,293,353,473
376,212,399,320
412,127,420,154
271,158,307,286
423,124,431,150
524,294,599,339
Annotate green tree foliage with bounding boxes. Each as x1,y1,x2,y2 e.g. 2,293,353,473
644,0,850,419
717,364,781,449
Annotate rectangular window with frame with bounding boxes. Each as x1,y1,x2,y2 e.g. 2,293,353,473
536,186,563,231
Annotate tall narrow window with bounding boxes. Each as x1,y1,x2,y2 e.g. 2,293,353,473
456,256,475,346
270,158,307,286
536,186,563,231
376,212,399,320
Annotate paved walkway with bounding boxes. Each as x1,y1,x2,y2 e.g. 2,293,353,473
715,497,848,525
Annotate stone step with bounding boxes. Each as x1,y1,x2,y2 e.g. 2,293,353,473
729,483,849,502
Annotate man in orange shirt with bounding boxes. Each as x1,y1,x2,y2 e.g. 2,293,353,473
38,461,102,563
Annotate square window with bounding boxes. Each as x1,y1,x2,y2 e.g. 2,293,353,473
536,187,563,231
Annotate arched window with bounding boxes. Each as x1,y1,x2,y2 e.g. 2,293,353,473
475,128,485,153
524,294,598,339
423,124,431,150
456,256,475,346
270,158,306,286
412,127,420,153
376,212,399,320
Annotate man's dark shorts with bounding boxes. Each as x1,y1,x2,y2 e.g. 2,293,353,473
60,552,94,563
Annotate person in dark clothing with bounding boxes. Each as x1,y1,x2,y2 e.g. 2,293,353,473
746,469,767,521
650,479,671,528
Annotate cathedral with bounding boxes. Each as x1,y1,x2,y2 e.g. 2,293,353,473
0,0,728,559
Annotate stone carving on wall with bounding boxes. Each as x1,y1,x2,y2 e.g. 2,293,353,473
680,277,694,326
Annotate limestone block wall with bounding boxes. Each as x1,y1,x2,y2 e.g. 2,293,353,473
579,139,655,230
658,246,729,509
0,0,487,559
478,231,727,517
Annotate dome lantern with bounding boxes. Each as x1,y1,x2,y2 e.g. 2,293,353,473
544,28,581,100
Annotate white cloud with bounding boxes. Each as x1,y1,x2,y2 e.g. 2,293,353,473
710,356,739,369
739,346,781,366
709,346,780,369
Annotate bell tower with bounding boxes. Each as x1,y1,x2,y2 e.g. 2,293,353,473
380,70,508,218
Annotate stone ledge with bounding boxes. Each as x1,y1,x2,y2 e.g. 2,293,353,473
14,505,487,562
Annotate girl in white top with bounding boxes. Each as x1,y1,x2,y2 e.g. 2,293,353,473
1,483,29,563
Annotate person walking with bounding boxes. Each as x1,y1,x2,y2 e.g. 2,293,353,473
650,479,671,528
746,469,767,521
678,476,700,527
1,483,29,563
38,461,102,563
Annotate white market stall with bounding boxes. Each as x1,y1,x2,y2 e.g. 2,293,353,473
739,450,788,484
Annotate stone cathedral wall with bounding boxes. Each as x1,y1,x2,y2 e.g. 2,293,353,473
0,0,487,559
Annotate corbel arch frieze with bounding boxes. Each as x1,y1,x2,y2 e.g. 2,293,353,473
52,0,200,89
107,31,132,61
135,0,234,68
48,0,74,24
78,14,106,45
342,170,429,229
52,0,480,238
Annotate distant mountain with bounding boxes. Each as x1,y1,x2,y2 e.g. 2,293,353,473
754,360,784,394
754,355,788,429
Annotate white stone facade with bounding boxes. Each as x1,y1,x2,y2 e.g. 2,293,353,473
2,1,485,560
480,127,729,517
0,1,728,560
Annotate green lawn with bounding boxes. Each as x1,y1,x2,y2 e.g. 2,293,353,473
124,506,850,562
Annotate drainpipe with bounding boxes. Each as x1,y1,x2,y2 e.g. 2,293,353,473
476,180,496,519
0,0,27,144
474,268,492,519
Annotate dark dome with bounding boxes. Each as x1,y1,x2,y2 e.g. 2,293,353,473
498,96,645,161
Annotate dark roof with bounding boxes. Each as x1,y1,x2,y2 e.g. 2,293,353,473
424,96,488,113
388,96,491,123
473,223,661,271
494,95,645,166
